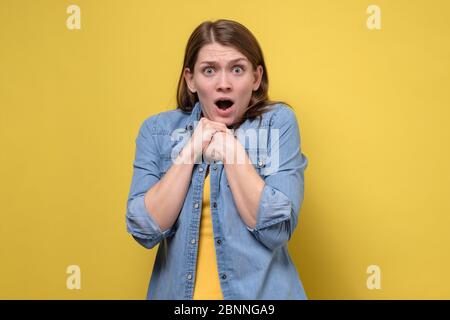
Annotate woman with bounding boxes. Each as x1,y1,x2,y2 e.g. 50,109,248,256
126,19,308,300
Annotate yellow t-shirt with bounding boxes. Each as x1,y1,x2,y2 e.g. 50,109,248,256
193,166,224,300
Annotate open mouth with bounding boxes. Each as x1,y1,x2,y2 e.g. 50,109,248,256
214,99,234,110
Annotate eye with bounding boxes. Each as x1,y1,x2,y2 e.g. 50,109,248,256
203,66,215,75
232,65,245,74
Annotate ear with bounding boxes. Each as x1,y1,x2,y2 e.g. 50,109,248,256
252,65,263,91
183,67,197,93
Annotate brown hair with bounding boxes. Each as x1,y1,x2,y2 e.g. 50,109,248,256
175,19,291,129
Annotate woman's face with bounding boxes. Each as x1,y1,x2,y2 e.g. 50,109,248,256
184,42,263,127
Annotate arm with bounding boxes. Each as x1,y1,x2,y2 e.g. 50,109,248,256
223,141,264,229
126,116,228,249
224,108,308,251
126,117,195,249
144,143,195,232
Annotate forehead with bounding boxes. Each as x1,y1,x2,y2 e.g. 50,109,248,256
197,43,248,64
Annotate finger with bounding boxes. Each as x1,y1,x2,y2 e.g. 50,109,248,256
207,123,227,133
211,121,229,132
204,126,225,139
203,118,228,131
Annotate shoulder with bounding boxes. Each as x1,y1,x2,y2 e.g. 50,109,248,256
138,108,191,135
261,102,299,128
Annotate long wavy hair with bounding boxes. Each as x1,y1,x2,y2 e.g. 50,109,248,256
176,19,291,129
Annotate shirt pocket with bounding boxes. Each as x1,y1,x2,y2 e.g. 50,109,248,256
244,147,267,178
253,156,267,178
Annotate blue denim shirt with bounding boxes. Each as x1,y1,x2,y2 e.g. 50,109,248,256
126,101,308,300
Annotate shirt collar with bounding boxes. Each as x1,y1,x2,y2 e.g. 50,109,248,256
184,100,242,134
185,100,203,132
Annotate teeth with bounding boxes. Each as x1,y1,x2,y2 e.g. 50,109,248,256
216,99,233,109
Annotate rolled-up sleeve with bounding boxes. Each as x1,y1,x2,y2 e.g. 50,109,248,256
126,116,177,249
246,107,308,251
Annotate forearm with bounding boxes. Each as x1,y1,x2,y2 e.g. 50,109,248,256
144,142,196,231
223,142,265,229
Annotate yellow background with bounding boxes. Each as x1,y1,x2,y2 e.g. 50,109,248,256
1,0,449,299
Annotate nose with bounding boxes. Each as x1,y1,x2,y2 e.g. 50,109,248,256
216,71,232,92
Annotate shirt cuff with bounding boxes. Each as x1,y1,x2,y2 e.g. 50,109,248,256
127,195,174,240
246,184,292,232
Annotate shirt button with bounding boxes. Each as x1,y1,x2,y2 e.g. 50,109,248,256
187,273,192,280
194,202,199,209
212,202,217,208
191,238,196,245
257,160,264,167
216,239,222,245
187,124,193,131
198,167,204,173
221,273,227,280
213,164,217,170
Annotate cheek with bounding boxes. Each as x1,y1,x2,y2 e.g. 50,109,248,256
195,78,214,95
234,78,255,95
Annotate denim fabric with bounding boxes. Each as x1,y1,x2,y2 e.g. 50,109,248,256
126,101,308,299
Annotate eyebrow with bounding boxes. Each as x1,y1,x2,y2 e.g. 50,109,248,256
199,58,248,65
